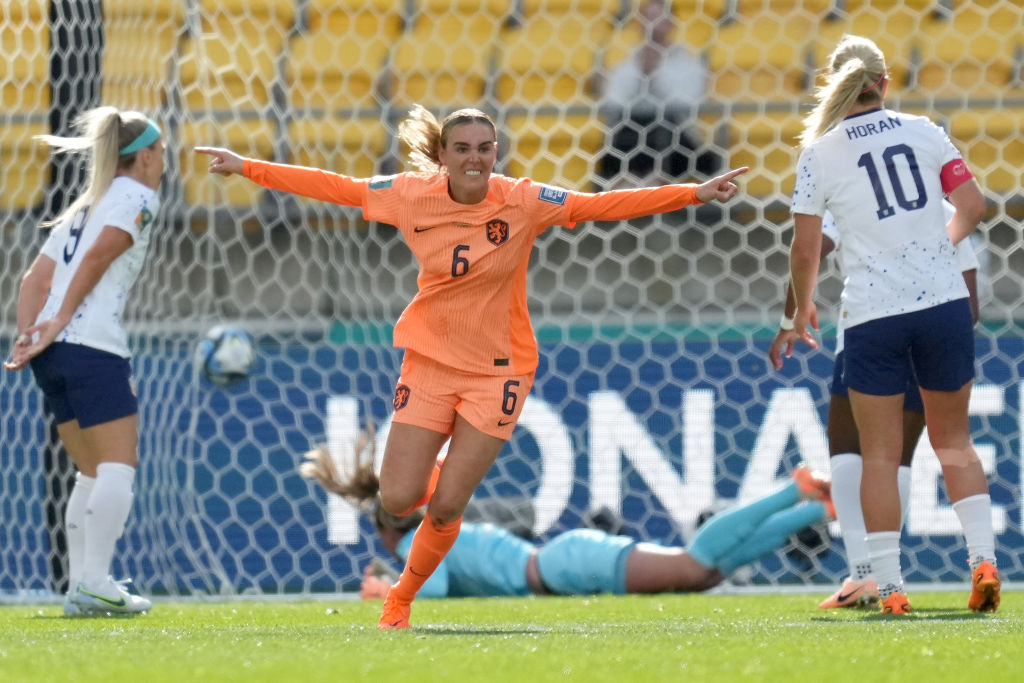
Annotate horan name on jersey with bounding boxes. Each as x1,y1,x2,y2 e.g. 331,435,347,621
845,116,901,139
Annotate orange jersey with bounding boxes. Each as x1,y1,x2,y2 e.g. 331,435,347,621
244,160,701,374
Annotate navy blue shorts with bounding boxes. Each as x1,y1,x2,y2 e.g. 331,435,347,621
832,351,924,411
842,298,974,397
30,342,137,428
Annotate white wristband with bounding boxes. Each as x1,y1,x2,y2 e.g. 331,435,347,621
779,315,795,331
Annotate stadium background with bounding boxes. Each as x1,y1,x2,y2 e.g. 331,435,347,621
1,0,1022,597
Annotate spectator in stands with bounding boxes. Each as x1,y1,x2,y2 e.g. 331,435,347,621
300,442,835,600
596,0,721,190
196,104,747,629
5,106,164,616
769,203,979,610
782,34,997,614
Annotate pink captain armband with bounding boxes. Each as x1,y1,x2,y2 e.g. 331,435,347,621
940,159,973,193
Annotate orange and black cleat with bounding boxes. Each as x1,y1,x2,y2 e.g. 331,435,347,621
377,587,412,630
879,591,912,615
791,464,836,520
968,561,1001,613
818,576,880,609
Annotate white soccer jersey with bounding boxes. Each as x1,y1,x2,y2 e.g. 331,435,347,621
791,108,969,329
829,201,978,355
36,176,160,358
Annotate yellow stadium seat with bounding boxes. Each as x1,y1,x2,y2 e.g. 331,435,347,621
0,19,49,112
288,31,391,112
0,121,49,210
287,116,388,187
291,0,402,112
305,0,402,41
497,16,613,108
180,119,276,206
180,1,295,111
505,112,604,189
604,10,716,70
727,110,803,196
910,7,1020,97
419,0,512,16
0,0,48,187
101,2,186,110
949,109,1024,194
707,15,816,100
389,12,501,110
520,0,621,16
838,0,951,12
2,0,45,19
673,0,727,16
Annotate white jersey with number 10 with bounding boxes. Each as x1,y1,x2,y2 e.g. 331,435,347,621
791,108,969,329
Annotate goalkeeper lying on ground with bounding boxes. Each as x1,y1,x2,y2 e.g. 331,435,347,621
301,434,835,599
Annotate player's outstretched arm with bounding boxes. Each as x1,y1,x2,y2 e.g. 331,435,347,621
695,167,749,203
194,146,246,176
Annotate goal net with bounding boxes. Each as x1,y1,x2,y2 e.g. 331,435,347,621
1,0,1022,598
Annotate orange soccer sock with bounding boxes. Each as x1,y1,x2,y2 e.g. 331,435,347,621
397,460,442,517
390,513,462,604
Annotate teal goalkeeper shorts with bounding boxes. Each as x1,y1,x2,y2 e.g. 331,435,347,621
536,529,636,595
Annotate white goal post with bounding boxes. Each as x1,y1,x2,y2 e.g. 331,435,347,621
1,0,1023,597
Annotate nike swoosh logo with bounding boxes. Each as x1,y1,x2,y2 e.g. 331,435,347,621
497,419,513,427
80,588,127,608
835,586,863,602
413,226,436,233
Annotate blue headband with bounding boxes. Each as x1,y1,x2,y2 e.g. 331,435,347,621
120,119,161,155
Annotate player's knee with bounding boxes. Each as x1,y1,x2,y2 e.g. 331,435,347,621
425,497,466,528
378,483,421,517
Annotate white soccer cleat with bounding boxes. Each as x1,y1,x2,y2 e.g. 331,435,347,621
67,578,152,616
62,595,82,616
817,576,879,609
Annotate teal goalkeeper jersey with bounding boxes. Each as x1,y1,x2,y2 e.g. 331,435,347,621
397,522,533,598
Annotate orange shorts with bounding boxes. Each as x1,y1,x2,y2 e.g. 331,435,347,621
391,349,535,440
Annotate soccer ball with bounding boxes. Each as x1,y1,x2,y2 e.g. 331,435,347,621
195,325,255,387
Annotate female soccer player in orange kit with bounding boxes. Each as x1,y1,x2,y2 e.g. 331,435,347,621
196,105,748,629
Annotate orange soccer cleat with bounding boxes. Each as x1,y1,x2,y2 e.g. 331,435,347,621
377,587,412,630
879,591,912,615
968,561,1001,613
818,576,880,609
791,464,836,520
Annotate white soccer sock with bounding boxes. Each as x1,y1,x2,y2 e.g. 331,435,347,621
897,465,912,527
952,493,997,569
866,531,903,597
81,462,136,588
65,472,96,592
829,453,872,579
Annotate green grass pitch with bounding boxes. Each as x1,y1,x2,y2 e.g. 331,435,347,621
1,592,1020,682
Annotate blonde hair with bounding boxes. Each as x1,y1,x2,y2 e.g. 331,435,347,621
398,104,496,173
34,106,155,227
798,35,887,147
299,435,423,535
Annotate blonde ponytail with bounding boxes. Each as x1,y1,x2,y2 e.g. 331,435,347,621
299,432,424,535
34,107,154,227
799,35,887,147
398,104,444,173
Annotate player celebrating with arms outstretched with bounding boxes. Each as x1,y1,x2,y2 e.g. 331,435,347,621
197,105,747,629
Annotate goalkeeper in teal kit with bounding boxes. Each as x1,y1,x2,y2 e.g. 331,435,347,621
302,444,835,599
